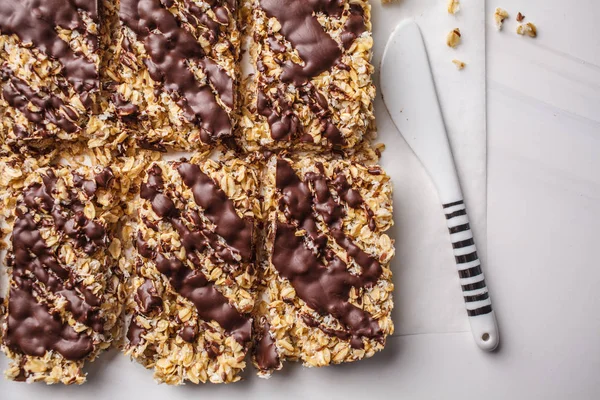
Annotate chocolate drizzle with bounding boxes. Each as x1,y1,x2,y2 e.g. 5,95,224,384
267,36,286,53
180,325,198,343
259,0,343,85
0,0,99,95
204,340,220,358
127,319,145,346
137,164,252,345
276,159,327,250
136,279,163,315
257,0,365,146
305,169,382,286
111,93,139,122
95,167,115,189
340,5,366,50
331,172,376,231
272,159,383,347
254,322,279,371
5,282,93,360
257,89,304,142
332,173,363,208
299,85,345,146
119,0,234,142
1,71,79,135
139,166,239,265
24,171,108,256
301,313,356,343
177,162,254,262
182,0,225,46
7,171,109,344
73,173,97,197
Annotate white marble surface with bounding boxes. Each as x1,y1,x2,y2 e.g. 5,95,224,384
2,0,600,399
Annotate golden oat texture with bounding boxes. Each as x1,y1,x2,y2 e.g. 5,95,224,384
0,1,102,153
254,156,394,377
0,164,126,384
124,158,261,384
239,0,376,152
106,0,241,151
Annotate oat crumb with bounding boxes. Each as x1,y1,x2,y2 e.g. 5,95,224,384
446,28,461,48
517,22,537,38
452,59,466,70
494,8,509,30
447,0,460,14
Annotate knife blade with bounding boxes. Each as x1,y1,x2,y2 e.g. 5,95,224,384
380,20,499,351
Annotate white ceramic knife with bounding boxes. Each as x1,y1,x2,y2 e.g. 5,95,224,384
381,20,499,351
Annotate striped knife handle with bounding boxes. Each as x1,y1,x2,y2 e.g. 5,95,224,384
443,199,499,351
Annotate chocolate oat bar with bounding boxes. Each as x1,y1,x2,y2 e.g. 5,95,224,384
0,0,101,151
254,156,394,376
239,0,376,151
0,165,124,384
125,159,260,384
109,0,240,150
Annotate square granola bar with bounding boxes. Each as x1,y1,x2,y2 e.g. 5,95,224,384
254,156,394,376
0,165,124,384
0,0,102,151
125,158,260,384
108,0,241,150
239,0,376,152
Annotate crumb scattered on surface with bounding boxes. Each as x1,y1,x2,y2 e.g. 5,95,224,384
494,8,509,30
446,28,462,48
452,59,466,70
447,0,460,14
516,12,525,22
517,22,537,37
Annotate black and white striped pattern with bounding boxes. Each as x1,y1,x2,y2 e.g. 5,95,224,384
443,200,492,317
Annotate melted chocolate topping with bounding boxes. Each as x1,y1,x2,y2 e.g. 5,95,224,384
304,170,382,286
340,5,366,50
267,36,286,53
138,165,252,345
177,162,253,262
5,282,94,360
119,0,234,142
301,313,362,348
1,71,79,135
332,173,363,208
136,279,163,314
259,0,343,85
8,172,108,339
257,89,305,142
73,173,97,197
24,171,108,255
331,170,377,231
95,167,115,189
111,93,139,121
179,325,198,343
299,86,345,146
257,1,366,145
127,319,145,345
139,166,236,265
272,159,383,346
153,253,251,344
181,0,224,46
204,340,220,358
0,0,98,94
275,159,327,250
254,322,279,371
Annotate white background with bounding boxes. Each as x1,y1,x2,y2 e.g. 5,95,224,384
2,0,600,398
